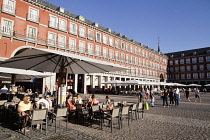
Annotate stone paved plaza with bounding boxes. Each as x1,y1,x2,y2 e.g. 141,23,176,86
0,91,209,140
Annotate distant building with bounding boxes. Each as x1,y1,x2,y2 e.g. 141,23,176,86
165,47,210,86
0,0,167,93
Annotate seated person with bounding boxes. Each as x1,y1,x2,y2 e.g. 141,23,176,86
17,95,32,132
66,95,76,111
104,95,113,109
75,94,83,104
90,94,99,106
36,95,52,109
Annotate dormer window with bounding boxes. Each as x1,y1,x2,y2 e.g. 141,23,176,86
170,55,173,58
206,50,210,54
181,53,184,57
193,52,196,55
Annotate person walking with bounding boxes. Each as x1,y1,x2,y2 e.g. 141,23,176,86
162,88,169,107
174,88,180,106
150,88,155,107
185,88,190,101
169,88,174,106
194,88,201,102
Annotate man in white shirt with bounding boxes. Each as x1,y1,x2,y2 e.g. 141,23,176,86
36,95,52,109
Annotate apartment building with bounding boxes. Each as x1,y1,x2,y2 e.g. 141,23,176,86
166,47,210,86
0,0,168,93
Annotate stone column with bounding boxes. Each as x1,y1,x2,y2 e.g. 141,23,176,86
83,74,87,94
74,74,78,93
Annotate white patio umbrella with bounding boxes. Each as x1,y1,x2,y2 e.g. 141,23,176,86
122,80,140,85
102,80,124,85
186,84,201,87
173,83,186,86
0,47,128,106
0,67,52,80
204,84,210,86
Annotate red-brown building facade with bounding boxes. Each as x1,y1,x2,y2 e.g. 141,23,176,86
0,0,168,93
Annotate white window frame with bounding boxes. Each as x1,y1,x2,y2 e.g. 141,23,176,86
96,32,101,42
79,40,85,52
79,26,86,37
109,38,113,46
199,65,204,70
181,74,185,79
121,42,125,50
70,22,77,35
27,25,37,41
115,51,119,60
193,65,197,71
193,73,198,79
103,47,108,58
186,58,191,64
88,43,93,54
59,18,67,31
207,72,210,78
186,66,191,71
58,34,66,48
1,18,14,35
206,56,210,62
199,57,203,62
192,58,197,63
175,60,179,65
180,59,184,64
88,29,94,40
187,74,191,79
28,6,39,23
103,35,107,44
48,31,56,46
199,73,204,79
3,0,16,15
96,45,101,56
69,38,76,51
49,14,58,29
109,49,113,59
115,40,119,48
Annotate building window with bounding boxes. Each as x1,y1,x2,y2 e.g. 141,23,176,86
192,58,197,63
199,65,204,70
199,57,203,62
206,56,210,62
193,73,198,79
180,59,184,64
1,18,13,35
48,32,56,45
181,74,185,79
175,67,179,72
28,7,39,23
109,49,113,59
121,42,125,50
180,66,185,72
79,40,85,52
103,35,108,44
193,65,197,71
199,73,204,79
207,64,210,70
126,54,129,63
88,43,93,54
96,33,101,42
49,15,58,29
169,61,173,65
186,58,191,64
69,38,76,51
207,72,210,78
27,25,37,41
103,47,108,58
186,66,191,71
135,57,138,64
175,60,179,65
70,22,77,35
58,34,66,48
59,18,67,31
115,40,119,48
79,26,86,37
176,74,179,79
187,74,191,79
96,45,101,56
109,38,113,46
126,44,129,52
88,29,93,40
121,53,125,62
2,0,16,15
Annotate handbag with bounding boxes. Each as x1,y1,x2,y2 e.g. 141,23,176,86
144,102,149,110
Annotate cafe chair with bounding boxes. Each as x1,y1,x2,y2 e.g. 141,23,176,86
103,108,121,133
120,106,131,128
0,100,7,119
137,103,144,120
30,108,48,135
131,103,138,120
75,104,90,124
51,107,69,133
91,105,102,128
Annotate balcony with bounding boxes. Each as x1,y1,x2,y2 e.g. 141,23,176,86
27,13,39,23
2,4,16,15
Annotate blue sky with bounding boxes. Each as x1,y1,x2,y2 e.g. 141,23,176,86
45,0,210,53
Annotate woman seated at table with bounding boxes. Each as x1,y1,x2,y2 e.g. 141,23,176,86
75,93,83,104
66,95,76,111
17,95,32,132
90,94,99,106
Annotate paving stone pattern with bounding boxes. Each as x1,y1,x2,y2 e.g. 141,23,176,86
0,92,209,140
